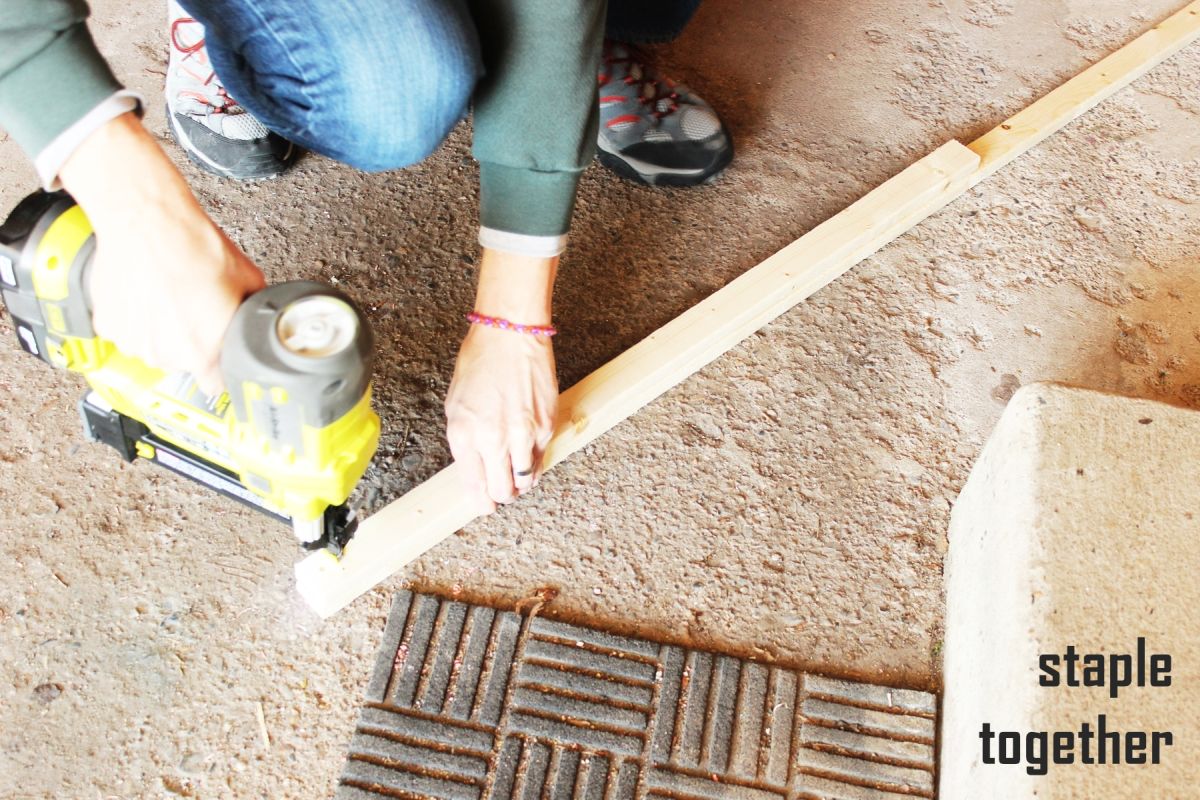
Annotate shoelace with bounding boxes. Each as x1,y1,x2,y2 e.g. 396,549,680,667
170,17,242,114
601,46,680,120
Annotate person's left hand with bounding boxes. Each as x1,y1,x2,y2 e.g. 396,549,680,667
444,248,559,512
446,324,557,510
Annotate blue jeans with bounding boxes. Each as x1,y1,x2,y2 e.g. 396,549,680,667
184,0,481,171
184,0,701,172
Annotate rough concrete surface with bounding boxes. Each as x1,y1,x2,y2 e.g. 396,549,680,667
1,0,1199,797
940,384,1200,798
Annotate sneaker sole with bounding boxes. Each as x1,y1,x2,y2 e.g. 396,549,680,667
596,136,734,187
167,106,296,181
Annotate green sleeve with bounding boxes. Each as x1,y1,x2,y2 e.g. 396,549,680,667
0,1,124,160
469,0,606,237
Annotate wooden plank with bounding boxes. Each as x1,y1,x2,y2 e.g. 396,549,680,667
295,1,1200,617
968,0,1200,185
294,141,980,617
542,141,978,470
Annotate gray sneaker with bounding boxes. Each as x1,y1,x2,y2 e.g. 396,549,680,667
165,1,295,179
596,42,733,186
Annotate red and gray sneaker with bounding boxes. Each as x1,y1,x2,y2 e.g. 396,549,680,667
596,42,733,186
165,1,295,179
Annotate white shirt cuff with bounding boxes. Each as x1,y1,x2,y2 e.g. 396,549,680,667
34,90,144,190
478,226,568,258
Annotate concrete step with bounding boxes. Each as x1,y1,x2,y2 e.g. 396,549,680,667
941,383,1199,798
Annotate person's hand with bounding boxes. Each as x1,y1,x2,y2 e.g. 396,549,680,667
445,248,559,511
85,204,264,395
58,112,265,394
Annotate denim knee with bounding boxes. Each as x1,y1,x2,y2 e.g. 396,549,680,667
199,0,482,172
320,40,481,172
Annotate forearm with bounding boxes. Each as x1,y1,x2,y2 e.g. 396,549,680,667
58,112,202,230
0,1,135,184
473,248,558,325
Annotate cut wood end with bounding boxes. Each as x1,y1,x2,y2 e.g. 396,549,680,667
295,583,342,620
294,552,344,618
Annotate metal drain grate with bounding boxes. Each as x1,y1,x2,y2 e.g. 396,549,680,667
338,591,936,799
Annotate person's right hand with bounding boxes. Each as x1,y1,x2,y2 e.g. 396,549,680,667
58,112,264,395
85,202,264,395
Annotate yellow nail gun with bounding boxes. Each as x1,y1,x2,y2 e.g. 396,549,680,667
0,190,380,555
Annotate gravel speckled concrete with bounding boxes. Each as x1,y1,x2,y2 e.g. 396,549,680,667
2,0,1199,796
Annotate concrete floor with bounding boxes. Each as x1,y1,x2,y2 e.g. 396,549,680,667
3,0,1200,796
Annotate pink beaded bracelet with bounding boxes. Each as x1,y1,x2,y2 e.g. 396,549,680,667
466,311,557,337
